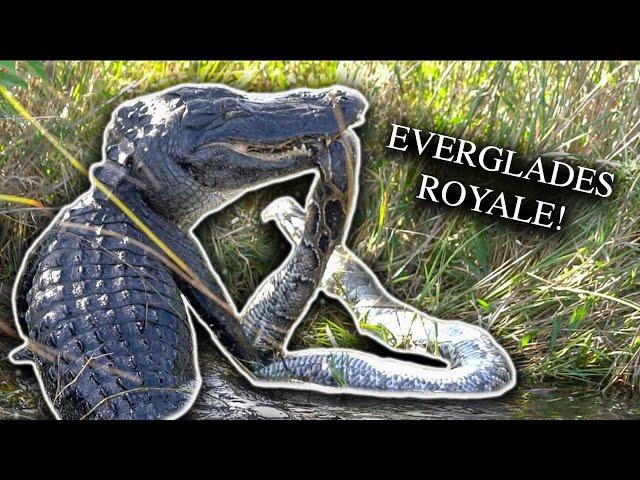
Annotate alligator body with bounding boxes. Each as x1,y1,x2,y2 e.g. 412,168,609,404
11,84,514,420
12,84,365,419
15,189,199,419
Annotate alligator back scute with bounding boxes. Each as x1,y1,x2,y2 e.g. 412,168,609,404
18,192,199,419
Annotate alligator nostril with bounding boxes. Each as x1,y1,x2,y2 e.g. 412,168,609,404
330,89,347,102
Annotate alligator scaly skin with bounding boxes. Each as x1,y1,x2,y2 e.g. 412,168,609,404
16,189,198,420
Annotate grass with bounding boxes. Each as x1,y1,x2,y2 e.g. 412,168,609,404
0,61,639,394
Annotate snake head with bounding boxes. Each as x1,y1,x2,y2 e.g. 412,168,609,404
261,196,306,243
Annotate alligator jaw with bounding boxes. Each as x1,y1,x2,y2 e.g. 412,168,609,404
197,136,340,162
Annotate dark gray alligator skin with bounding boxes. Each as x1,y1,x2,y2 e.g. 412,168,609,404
16,190,199,419
12,84,366,419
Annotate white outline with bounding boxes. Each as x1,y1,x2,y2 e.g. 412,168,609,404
259,195,517,400
9,83,516,420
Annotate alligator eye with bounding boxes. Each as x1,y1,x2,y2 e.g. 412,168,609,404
182,112,225,129
224,109,250,120
182,99,226,129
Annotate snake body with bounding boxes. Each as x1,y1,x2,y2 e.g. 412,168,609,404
255,197,516,397
10,84,515,419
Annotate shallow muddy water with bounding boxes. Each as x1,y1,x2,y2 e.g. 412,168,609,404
1,338,638,420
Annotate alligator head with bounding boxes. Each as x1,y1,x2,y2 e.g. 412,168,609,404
99,84,367,227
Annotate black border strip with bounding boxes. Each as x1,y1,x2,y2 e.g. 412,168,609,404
2,12,638,60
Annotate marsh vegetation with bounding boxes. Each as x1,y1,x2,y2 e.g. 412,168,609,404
0,61,639,404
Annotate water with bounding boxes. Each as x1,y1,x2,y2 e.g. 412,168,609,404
1,338,638,420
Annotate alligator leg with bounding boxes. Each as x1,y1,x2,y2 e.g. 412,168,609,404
13,195,201,419
127,196,262,365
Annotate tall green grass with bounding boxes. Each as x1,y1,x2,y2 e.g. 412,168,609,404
1,61,639,393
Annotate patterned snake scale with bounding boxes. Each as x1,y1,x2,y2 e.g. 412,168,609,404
9,84,515,419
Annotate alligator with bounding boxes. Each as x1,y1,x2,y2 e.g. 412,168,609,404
10,84,515,420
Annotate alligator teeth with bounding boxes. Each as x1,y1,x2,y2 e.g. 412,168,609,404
291,143,313,156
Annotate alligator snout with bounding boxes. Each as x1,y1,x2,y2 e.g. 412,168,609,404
273,87,368,135
327,88,367,127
